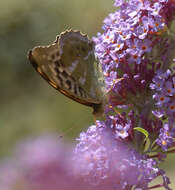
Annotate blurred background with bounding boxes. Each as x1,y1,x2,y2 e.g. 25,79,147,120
0,0,174,188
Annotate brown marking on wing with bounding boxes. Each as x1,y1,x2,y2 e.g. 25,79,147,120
28,50,100,108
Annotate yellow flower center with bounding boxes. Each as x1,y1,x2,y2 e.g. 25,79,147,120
162,140,167,145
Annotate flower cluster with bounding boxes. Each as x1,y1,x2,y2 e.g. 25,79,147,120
0,136,107,190
0,0,175,190
150,69,175,120
1,130,170,190
73,123,171,190
93,0,175,110
156,123,175,151
92,0,175,189
105,111,135,140
150,69,175,151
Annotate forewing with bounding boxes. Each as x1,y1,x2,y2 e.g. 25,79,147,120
28,30,101,107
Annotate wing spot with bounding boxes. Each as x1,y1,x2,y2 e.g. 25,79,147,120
54,60,60,65
62,70,69,78
78,86,85,98
54,61,63,72
57,75,63,86
56,65,64,73
74,84,77,95
65,80,72,90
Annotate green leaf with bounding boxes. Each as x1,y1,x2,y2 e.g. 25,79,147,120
134,127,149,139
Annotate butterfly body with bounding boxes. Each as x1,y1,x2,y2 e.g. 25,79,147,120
28,30,106,116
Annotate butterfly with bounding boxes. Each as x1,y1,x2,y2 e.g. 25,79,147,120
28,30,106,116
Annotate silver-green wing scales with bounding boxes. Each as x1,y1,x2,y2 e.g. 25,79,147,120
28,30,104,110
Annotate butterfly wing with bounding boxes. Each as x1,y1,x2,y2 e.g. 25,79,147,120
28,30,102,107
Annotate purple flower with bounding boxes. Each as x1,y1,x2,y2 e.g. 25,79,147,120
151,70,175,120
105,71,118,89
156,123,174,151
73,122,168,189
0,162,22,190
114,0,124,7
93,0,175,118
105,114,134,140
165,81,175,96
150,2,163,16
150,76,165,91
153,93,170,105
167,101,175,115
